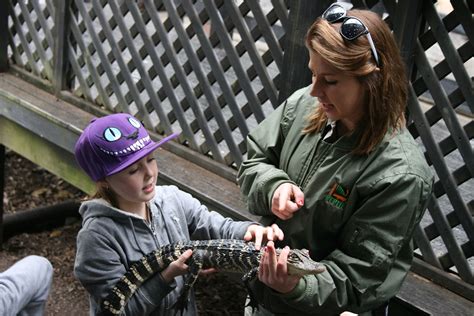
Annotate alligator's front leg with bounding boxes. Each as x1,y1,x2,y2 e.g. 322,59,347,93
172,255,203,314
242,267,259,311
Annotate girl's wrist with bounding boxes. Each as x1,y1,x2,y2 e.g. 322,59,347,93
160,270,173,284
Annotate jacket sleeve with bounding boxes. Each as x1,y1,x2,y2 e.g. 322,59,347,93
237,88,308,216
74,226,175,315
172,188,256,240
255,172,432,314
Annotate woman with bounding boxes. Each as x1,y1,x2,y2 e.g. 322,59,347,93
238,4,433,315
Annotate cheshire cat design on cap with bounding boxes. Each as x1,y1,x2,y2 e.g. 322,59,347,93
97,116,151,156
74,113,179,181
98,134,151,156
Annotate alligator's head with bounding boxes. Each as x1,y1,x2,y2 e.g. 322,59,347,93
282,248,326,276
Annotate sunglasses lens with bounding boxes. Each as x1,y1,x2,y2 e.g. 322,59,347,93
323,5,346,22
340,18,367,40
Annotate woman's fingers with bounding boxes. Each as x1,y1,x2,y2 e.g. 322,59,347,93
271,183,305,220
293,185,305,207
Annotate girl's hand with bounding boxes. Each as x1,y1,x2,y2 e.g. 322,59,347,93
244,224,284,250
258,241,300,293
160,249,192,283
271,183,304,220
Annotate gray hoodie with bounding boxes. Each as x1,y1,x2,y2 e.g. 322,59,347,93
74,185,253,315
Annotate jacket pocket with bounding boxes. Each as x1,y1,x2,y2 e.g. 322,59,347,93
348,229,393,291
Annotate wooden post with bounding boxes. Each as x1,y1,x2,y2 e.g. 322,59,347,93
278,0,333,104
53,0,73,95
0,145,5,247
382,0,424,124
0,0,8,72
383,0,423,79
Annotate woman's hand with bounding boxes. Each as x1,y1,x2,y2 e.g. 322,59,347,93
244,224,284,250
160,249,192,283
271,183,304,220
258,241,300,293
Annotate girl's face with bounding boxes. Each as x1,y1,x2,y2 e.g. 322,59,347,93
308,51,367,132
105,153,158,213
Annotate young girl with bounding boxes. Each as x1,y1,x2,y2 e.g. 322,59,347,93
73,113,283,315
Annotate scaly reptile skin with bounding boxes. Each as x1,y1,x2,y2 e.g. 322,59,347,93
100,239,325,315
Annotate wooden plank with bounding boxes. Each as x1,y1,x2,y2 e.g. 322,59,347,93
384,0,423,78
451,0,474,45
413,225,442,269
0,144,5,245
397,271,474,315
278,0,331,104
411,257,474,302
53,0,72,94
0,117,94,195
30,0,55,55
425,196,472,281
0,0,8,72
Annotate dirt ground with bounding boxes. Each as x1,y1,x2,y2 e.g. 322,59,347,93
1,150,247,315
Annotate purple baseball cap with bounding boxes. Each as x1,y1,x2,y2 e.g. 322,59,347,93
74,113,179,181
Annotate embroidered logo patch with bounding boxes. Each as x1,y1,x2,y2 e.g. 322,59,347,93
324,182,350,208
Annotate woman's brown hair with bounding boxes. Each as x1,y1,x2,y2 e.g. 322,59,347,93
304,9,408,155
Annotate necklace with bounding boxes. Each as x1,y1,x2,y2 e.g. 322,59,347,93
146,203,156,234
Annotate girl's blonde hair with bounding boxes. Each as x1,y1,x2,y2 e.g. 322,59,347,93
304,9,408,155
90,181,119,208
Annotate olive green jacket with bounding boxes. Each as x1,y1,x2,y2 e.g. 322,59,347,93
238,86,433,315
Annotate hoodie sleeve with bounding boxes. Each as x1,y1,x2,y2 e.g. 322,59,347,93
74,223,175,315
170,187,256,240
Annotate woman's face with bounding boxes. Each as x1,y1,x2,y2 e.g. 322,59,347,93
105,153,158,213
308,51,367,132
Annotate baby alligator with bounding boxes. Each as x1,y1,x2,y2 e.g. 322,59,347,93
100,239,325,315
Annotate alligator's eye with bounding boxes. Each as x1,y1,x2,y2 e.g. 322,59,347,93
103,127,122,142
128,117,141,128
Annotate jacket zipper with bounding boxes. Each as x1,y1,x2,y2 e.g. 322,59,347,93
298,136,332,191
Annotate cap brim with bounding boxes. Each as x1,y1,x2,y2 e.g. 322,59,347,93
105,132,180,178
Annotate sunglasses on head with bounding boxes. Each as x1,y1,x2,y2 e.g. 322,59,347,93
322,3,380,66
